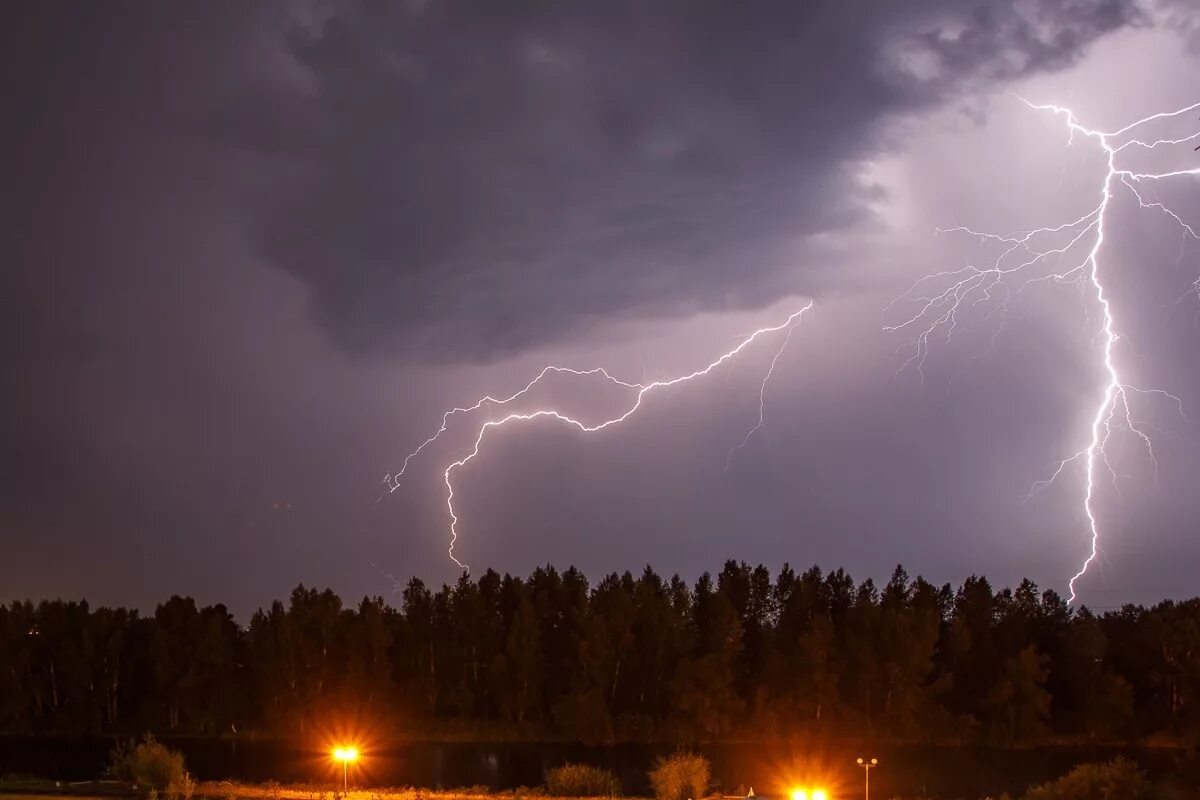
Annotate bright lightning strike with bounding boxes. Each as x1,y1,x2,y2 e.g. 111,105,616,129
387,300,814,570
886,98,1199,604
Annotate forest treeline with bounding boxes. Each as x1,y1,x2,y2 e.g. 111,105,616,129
2,562,1198,745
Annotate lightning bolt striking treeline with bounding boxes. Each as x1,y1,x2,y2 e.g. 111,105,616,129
387,300,814,569
886,98,1199,604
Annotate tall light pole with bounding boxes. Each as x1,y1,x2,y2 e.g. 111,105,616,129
855,758,877,800
333,747,359,794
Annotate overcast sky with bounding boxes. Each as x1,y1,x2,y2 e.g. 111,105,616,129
4,0,1198,620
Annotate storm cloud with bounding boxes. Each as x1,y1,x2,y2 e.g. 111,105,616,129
243,0,1142,359
5,0,1196,619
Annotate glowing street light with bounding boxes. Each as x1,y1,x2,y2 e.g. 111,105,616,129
855,758,877,800
332,746,359,793
789,787,828,800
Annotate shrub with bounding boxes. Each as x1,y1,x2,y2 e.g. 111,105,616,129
108,735,187,793
167,771,195,800
1023,757,1154,800
649,752,710,800
545,764,621,797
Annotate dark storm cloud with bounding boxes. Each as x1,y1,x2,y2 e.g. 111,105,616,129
239,0,1142,361
3,3,261,507
1,3,351,610
8,0,1187,619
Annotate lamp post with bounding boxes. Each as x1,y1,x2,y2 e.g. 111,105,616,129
855,758,877,800
333,747,359,794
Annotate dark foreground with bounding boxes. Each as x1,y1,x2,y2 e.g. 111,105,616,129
2,738,1199,799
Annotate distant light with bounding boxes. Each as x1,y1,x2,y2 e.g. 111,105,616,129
790,789,808,800
333,746,359,763
812,790,828,800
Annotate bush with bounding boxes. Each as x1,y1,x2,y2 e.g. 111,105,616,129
108,735,187,794
545,764,621,797
168,771,195,800
649,752,710,800
1023,757,1154,800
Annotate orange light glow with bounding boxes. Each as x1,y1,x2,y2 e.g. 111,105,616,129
332,746,360,763
790,788,829,800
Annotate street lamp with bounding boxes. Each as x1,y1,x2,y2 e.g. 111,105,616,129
855,758,877,800
333,746,359,793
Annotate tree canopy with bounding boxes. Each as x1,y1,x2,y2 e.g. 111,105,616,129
3,562,1198,745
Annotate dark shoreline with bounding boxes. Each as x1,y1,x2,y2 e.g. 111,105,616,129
2,737,1197,799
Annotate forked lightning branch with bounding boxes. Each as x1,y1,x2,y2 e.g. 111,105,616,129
386,301,814,570
886,98,1199,603
386,99,1196,605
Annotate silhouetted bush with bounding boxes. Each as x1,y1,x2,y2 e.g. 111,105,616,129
545,764,621,796
1023,757,1154,800
649,752,710,800
108,735,187,794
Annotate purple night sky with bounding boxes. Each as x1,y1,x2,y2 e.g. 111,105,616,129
4,1,1198,620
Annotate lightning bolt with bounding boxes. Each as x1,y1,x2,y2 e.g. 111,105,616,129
886,98,1199,604
387,300,814,570
725,322,796,471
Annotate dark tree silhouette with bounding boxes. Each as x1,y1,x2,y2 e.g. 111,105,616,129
2,563,1199,745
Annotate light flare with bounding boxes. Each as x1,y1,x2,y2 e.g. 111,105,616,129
886,97,1198,603
388,301,814,569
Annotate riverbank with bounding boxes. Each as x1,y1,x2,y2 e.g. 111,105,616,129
0,785,638,800
4,740,1198,800
205,783,637,800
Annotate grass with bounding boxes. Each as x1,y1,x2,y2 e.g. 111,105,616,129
204,784,641,800
0,777,644,800
0,781,133,799
3,790,634,800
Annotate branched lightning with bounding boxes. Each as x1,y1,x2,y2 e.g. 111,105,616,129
725,322,796,471
387,300,814,569
886,98,1199,604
